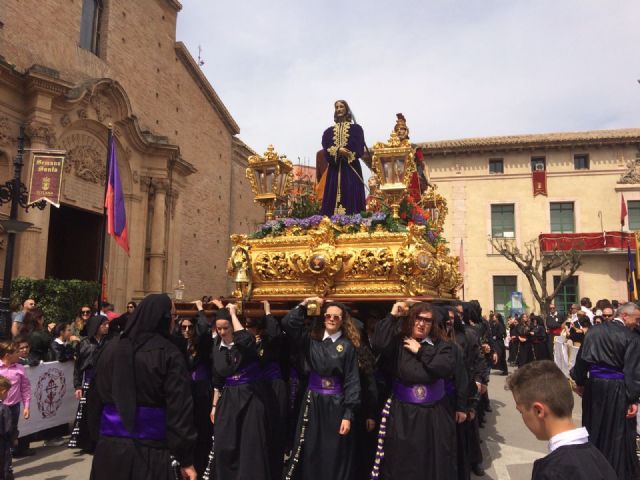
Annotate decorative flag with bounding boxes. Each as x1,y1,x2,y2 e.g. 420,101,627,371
532,170,547,196
627,242,638,301
621,193,628,227
105,137,129,254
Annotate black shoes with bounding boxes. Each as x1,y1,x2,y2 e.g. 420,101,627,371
471,464,485,476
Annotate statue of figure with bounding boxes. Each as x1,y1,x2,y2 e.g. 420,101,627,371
394,113,429,202
319,100,367,216
366,174,383,212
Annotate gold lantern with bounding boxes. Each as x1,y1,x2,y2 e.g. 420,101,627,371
246,145,294,221
371,132,416,218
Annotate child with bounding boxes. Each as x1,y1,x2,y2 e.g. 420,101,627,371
13,337,38,367
0,342,31,458
507,360,616,480
0,376,13,480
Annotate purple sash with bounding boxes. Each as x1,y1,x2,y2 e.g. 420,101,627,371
393,379,445,405
83,368,94,385
225,361,262,386
589,364,624,380
444,379,456,397
191,363,209,382
308,371,344,395
100,404,166,440
262,362,283,381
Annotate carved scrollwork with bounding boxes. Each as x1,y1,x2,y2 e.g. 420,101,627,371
90,94,113,123
0,116,15,146
25,121,57,148
253,252,299,281
618,152,640,184
343,248,394,278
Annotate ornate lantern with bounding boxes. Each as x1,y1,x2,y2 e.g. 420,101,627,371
246,145,294,221
371,132,416,218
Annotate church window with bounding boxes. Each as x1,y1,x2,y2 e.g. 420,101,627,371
79,0,102,55
550,202,575,233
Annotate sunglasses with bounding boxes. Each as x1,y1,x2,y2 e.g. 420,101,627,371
127,305,135,309
81,310,91,315
181,324,194,331
603,314,613,318
324,314,342,320
415,315,433,324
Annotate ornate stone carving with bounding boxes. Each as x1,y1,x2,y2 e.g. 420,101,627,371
59,133,107,185
617,152,640,184
25,121,57,148
60,114,71,128
77,109,88,120
151,178,170,193
90,94,113,123
0,116,14,146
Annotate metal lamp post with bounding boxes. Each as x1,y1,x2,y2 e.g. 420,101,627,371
0,126,46,339
245,145,294,221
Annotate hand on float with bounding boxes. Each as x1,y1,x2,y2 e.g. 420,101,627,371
626,403,638,419
181,465,197,480
262,300,271,315
339,418,351,435
301,297,324,307
75,389,82,401
211,299,224,309
227,303,238,316
391,302,407,317
455,411,468,424
194,300,203,311
366,419,376,432
403,337,421,354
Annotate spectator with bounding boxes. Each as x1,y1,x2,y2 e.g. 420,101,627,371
0,341,31,457
70,306,92,346
13,336,38,367
126,301,136,315
0,375,13,478
101,302,118,322
508,360,616,480
50,322,74,362
21,310,52,363
601,307,614,322
10,299,35,338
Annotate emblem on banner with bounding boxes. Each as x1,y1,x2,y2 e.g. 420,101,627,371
35,367,66,418
27,151,66,207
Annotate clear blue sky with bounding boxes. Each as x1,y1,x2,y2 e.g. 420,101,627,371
177,1,640,163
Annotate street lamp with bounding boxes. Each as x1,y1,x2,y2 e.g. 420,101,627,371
0,126,46,339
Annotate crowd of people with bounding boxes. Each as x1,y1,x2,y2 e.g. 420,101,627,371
0,293,636,480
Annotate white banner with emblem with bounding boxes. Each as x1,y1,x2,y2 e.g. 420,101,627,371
17,361,76,437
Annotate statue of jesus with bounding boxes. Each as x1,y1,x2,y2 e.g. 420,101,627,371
319,100,367,216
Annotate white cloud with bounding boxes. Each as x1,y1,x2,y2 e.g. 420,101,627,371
177,0,640,161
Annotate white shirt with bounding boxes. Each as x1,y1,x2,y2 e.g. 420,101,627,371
322,330,343,342
581,306,595,323
548,427,589,453
219,338,234,350
421,337,434,346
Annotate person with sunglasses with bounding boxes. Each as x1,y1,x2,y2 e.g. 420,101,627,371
282,297,361,480
174,300,213,476
370,301,455,480
70,306,92,346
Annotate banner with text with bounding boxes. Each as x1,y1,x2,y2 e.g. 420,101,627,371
18,361,76,437
28,152,65,208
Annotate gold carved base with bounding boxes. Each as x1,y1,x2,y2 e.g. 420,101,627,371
227,218,462,300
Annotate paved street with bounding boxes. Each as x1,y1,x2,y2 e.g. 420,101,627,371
13,370,581,480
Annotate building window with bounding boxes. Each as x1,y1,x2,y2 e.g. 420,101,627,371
554,275,578,317
493,276,517,317
531,156,546,171
629,201,640,230
80,0,102,54
550,202,575,233
491,204,515,238
489,158,504,174
574,154,589,170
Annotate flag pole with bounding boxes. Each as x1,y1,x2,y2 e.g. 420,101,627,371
96,124,113,313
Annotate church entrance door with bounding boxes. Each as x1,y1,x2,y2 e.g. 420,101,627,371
45,204,103,281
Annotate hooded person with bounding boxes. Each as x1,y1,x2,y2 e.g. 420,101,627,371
68,314,110,452
87,293,197,480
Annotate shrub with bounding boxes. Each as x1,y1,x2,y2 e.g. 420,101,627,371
11,277,100,324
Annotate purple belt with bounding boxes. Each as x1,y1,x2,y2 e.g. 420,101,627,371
262,362,283,381
589,364,624,380
444,379,456,397
191,363,209,382
393,379,445,405
100,404,166,440
225,361,262,386
308,371,344,395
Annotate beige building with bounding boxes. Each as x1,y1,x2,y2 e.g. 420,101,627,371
0,0,263,308
419,129,640,316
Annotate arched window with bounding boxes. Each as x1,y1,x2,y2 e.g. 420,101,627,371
79,0,102,55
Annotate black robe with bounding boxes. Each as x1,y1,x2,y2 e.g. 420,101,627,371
444,339,470,480
283,306,361,480
211,330,273,480
532,325,551,361
516,324,534,366
372,314,455,480
531,443,618,480
571,321,640,480
88,335,197,479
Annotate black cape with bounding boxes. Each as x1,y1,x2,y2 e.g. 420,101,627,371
531,443,617,480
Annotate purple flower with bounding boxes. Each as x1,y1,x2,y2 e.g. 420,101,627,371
282,218,299,228
372,212,387,222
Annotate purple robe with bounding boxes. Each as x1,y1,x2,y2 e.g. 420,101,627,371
320,122,366,216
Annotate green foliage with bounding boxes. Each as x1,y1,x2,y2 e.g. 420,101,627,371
11,277,100,324
289,191,321,219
